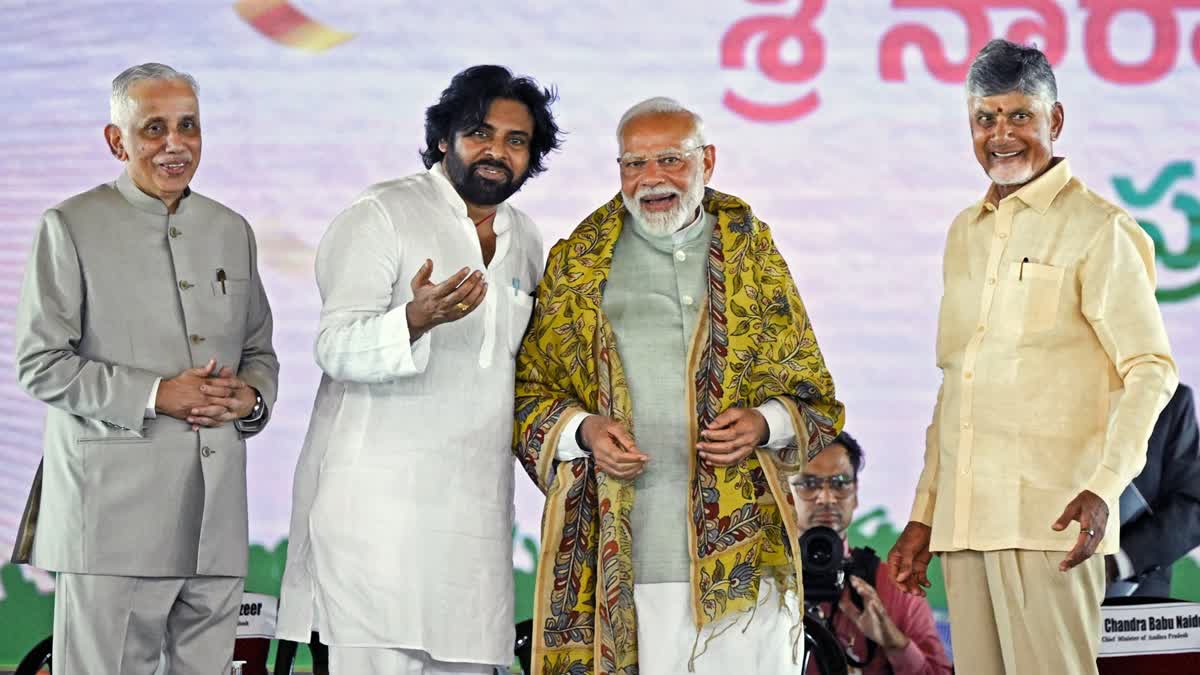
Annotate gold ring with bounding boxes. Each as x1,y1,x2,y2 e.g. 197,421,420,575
455,302,470,311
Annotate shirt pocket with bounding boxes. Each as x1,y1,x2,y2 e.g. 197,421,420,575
209,277,251,324
505,289,535,354
1005,261,1064,336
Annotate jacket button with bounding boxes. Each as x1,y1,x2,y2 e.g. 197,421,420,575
201,446,213,457
190,334,206,344
169,226,182,238
178,280,193,290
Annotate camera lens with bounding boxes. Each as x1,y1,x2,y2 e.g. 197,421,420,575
808,538,833,565
798,526,843,574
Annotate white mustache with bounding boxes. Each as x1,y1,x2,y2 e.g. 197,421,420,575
635,187,681,200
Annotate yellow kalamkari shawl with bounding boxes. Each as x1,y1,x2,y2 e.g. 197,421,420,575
514,189,844,674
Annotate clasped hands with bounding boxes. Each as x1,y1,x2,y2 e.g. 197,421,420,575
155,358,258,430
580,407,769,479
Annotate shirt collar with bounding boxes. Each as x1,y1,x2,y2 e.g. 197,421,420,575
970,156,1072,223
116,169,192,216
428,161,512,234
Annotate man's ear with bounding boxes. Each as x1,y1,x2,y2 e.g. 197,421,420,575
1050,101,1065,142
701,144,716,184
104,124,127,161
438,138,448,154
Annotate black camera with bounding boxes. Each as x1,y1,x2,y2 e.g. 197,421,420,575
798,526,878,609
797,526,883,672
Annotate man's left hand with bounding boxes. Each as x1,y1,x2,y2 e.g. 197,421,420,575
697,408,769,467
188,367,258,429
839,575,910,651
1052,489,1109,572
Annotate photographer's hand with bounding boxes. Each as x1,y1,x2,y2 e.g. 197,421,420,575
887,521,933,596
839,576,910,651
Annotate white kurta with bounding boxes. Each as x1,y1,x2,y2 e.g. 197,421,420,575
276,164,543,667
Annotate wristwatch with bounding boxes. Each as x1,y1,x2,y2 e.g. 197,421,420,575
242,390,265,422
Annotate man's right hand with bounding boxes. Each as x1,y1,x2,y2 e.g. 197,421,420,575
887,521,934,596
580,415,648,479
406,259,487,341
155,359,218,422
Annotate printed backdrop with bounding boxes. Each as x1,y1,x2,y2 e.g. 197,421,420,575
0,0,1198,665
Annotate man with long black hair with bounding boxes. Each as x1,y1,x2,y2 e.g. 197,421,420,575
277,65,562,674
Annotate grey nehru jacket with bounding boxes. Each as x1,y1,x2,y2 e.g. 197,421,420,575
602,211,714,583
12,170,279,577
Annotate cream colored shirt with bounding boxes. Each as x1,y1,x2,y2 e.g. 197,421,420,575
910,158,1178,554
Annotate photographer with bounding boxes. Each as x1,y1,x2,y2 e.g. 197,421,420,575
797,433,952,675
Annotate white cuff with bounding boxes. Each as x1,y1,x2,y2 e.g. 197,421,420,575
410,329,431,371
757,398,795,449
146,378,161,419
556,411,592,462
1114,549,1136,581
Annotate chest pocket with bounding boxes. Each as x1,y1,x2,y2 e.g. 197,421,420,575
1004,261,1064,335
210,277,251,324
506,289,535,354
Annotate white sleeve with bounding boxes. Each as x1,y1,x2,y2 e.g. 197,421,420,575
313,197,431,383
556,411,592,462
758,398,795,449
145,377,161,419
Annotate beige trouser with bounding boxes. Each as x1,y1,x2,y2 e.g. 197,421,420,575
53,573,243,675
942,549,1104,675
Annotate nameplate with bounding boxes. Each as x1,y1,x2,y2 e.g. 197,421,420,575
236,591,279,639
1100,602,1200,657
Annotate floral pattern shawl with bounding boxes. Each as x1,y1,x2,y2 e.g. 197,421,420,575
514,189,845,674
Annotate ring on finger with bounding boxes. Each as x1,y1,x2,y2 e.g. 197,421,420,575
455,302,470,311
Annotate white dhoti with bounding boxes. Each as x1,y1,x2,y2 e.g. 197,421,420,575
634,577,805,675
328,646,500,675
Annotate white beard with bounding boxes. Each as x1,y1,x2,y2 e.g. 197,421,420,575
623,163,706,236
988,162,1035,186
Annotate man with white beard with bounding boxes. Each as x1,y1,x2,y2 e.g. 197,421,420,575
888,40,1176,675
513,98,844,674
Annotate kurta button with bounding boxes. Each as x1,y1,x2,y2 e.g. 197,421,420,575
681,295,694,306
675,250,686,262
977,325,985,332
964,371,974,380
998,232,1008,239
179,280,193,290
169,226,182,238
987,278,996,285
190,334,205,344
962,422,970,429
201,446,213,457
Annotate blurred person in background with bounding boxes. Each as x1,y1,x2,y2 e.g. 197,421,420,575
796,432,952,675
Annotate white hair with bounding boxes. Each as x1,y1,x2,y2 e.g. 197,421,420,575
110,63,199,131
616,96,706,152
